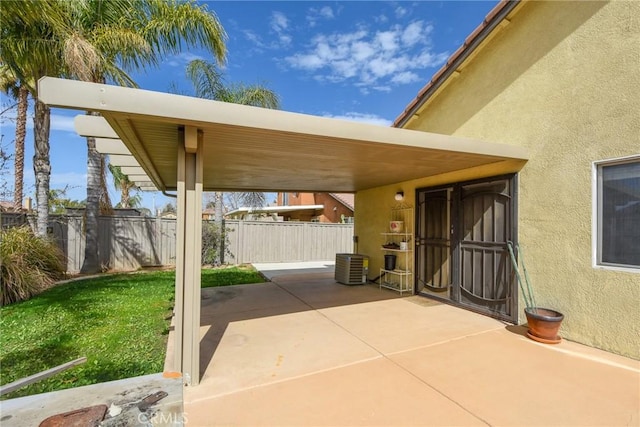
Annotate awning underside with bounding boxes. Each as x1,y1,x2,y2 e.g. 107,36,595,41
107,117,519,193
39,77,529,193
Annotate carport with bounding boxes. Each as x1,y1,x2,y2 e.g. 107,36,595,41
37,76,528,386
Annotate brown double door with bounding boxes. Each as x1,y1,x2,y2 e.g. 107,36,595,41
416,175,518,322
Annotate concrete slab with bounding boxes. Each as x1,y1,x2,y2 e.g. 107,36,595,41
319,297,505,355
390,328,640,426
200,282,308,319
182,263,640,426
253,261,335,280
275,273,404,309
188,308,381,403
186,358,486,426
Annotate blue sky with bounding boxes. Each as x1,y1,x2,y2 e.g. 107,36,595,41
0,1,496,212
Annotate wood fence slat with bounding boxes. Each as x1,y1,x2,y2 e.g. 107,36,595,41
29,216,353,273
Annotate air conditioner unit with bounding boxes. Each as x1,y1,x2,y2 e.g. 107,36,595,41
335,253,369,285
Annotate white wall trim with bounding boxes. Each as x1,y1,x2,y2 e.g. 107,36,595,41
591,154,640,272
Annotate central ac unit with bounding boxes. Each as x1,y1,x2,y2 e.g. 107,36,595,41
335,253,369,285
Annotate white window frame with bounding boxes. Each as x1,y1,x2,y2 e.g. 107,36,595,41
592,154,640,272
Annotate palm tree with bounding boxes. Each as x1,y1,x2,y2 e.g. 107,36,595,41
2,0,227,271
0,66,30,210
108,164,137,209
32,0,227,273
185,59,280,264
0,1,67,236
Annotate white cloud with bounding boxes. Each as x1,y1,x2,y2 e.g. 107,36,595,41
375,31,398,51
243,30,266,48
290,53,325,70
322,112,392,127
391,71,420,84
279,34,292,46
271,11,288,32
319,6,334,19
50,114,77,133
1,110,77,133
306,6,335,27
372,85,392,93
285,21,447,90
243,13,292,50
413,50,450,68
352,41,375,61
395,6,408,18
271,11,292,47
165,52,205,67
402,21,427,46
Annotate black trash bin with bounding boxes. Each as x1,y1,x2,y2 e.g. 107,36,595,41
384,254,397,270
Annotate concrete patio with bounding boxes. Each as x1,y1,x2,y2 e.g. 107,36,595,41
180,263,640,426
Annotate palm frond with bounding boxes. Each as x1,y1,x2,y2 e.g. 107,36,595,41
92,25,154,71
63,33,101,81
140,0,227,65
240,192,267,208
186,59,225,99
230,83,281,109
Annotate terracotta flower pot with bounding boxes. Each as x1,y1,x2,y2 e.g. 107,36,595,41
524,307,564,344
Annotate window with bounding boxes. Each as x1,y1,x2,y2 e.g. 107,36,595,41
594,156,640,269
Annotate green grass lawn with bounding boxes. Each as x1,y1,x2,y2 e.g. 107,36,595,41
0,265,265,399
201,265,265,288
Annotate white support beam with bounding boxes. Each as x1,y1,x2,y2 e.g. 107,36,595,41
74,115,119,138
120,166,145,175
95,138,130,155
126,174,150,181
173,126,202,386
109,155,140,167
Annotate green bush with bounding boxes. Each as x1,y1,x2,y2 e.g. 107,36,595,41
0,226,66,305
201,222,233,266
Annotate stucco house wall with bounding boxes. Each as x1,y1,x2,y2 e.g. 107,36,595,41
355,1,639,358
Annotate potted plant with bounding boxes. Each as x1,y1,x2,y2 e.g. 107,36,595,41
507,241,564,344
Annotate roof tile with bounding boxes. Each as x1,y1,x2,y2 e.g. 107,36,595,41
464,23,485,47
394,0,516,128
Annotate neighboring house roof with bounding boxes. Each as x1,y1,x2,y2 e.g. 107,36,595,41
0,201,23,212
329,193,354,211
394,0,521,128
226,205,325,218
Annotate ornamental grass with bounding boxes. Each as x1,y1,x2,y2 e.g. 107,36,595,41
0,226,66,306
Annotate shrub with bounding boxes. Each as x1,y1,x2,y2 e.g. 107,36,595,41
0,226,66,305
201,222,233,266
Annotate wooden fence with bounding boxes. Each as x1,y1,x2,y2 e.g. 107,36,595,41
225,220,354,264
1,213,354,273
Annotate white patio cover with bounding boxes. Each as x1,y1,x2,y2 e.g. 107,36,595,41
37,77,528,386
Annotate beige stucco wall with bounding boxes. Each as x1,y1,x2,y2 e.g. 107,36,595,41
355,1,639,358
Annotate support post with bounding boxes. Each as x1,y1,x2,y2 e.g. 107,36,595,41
174,127,203,386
